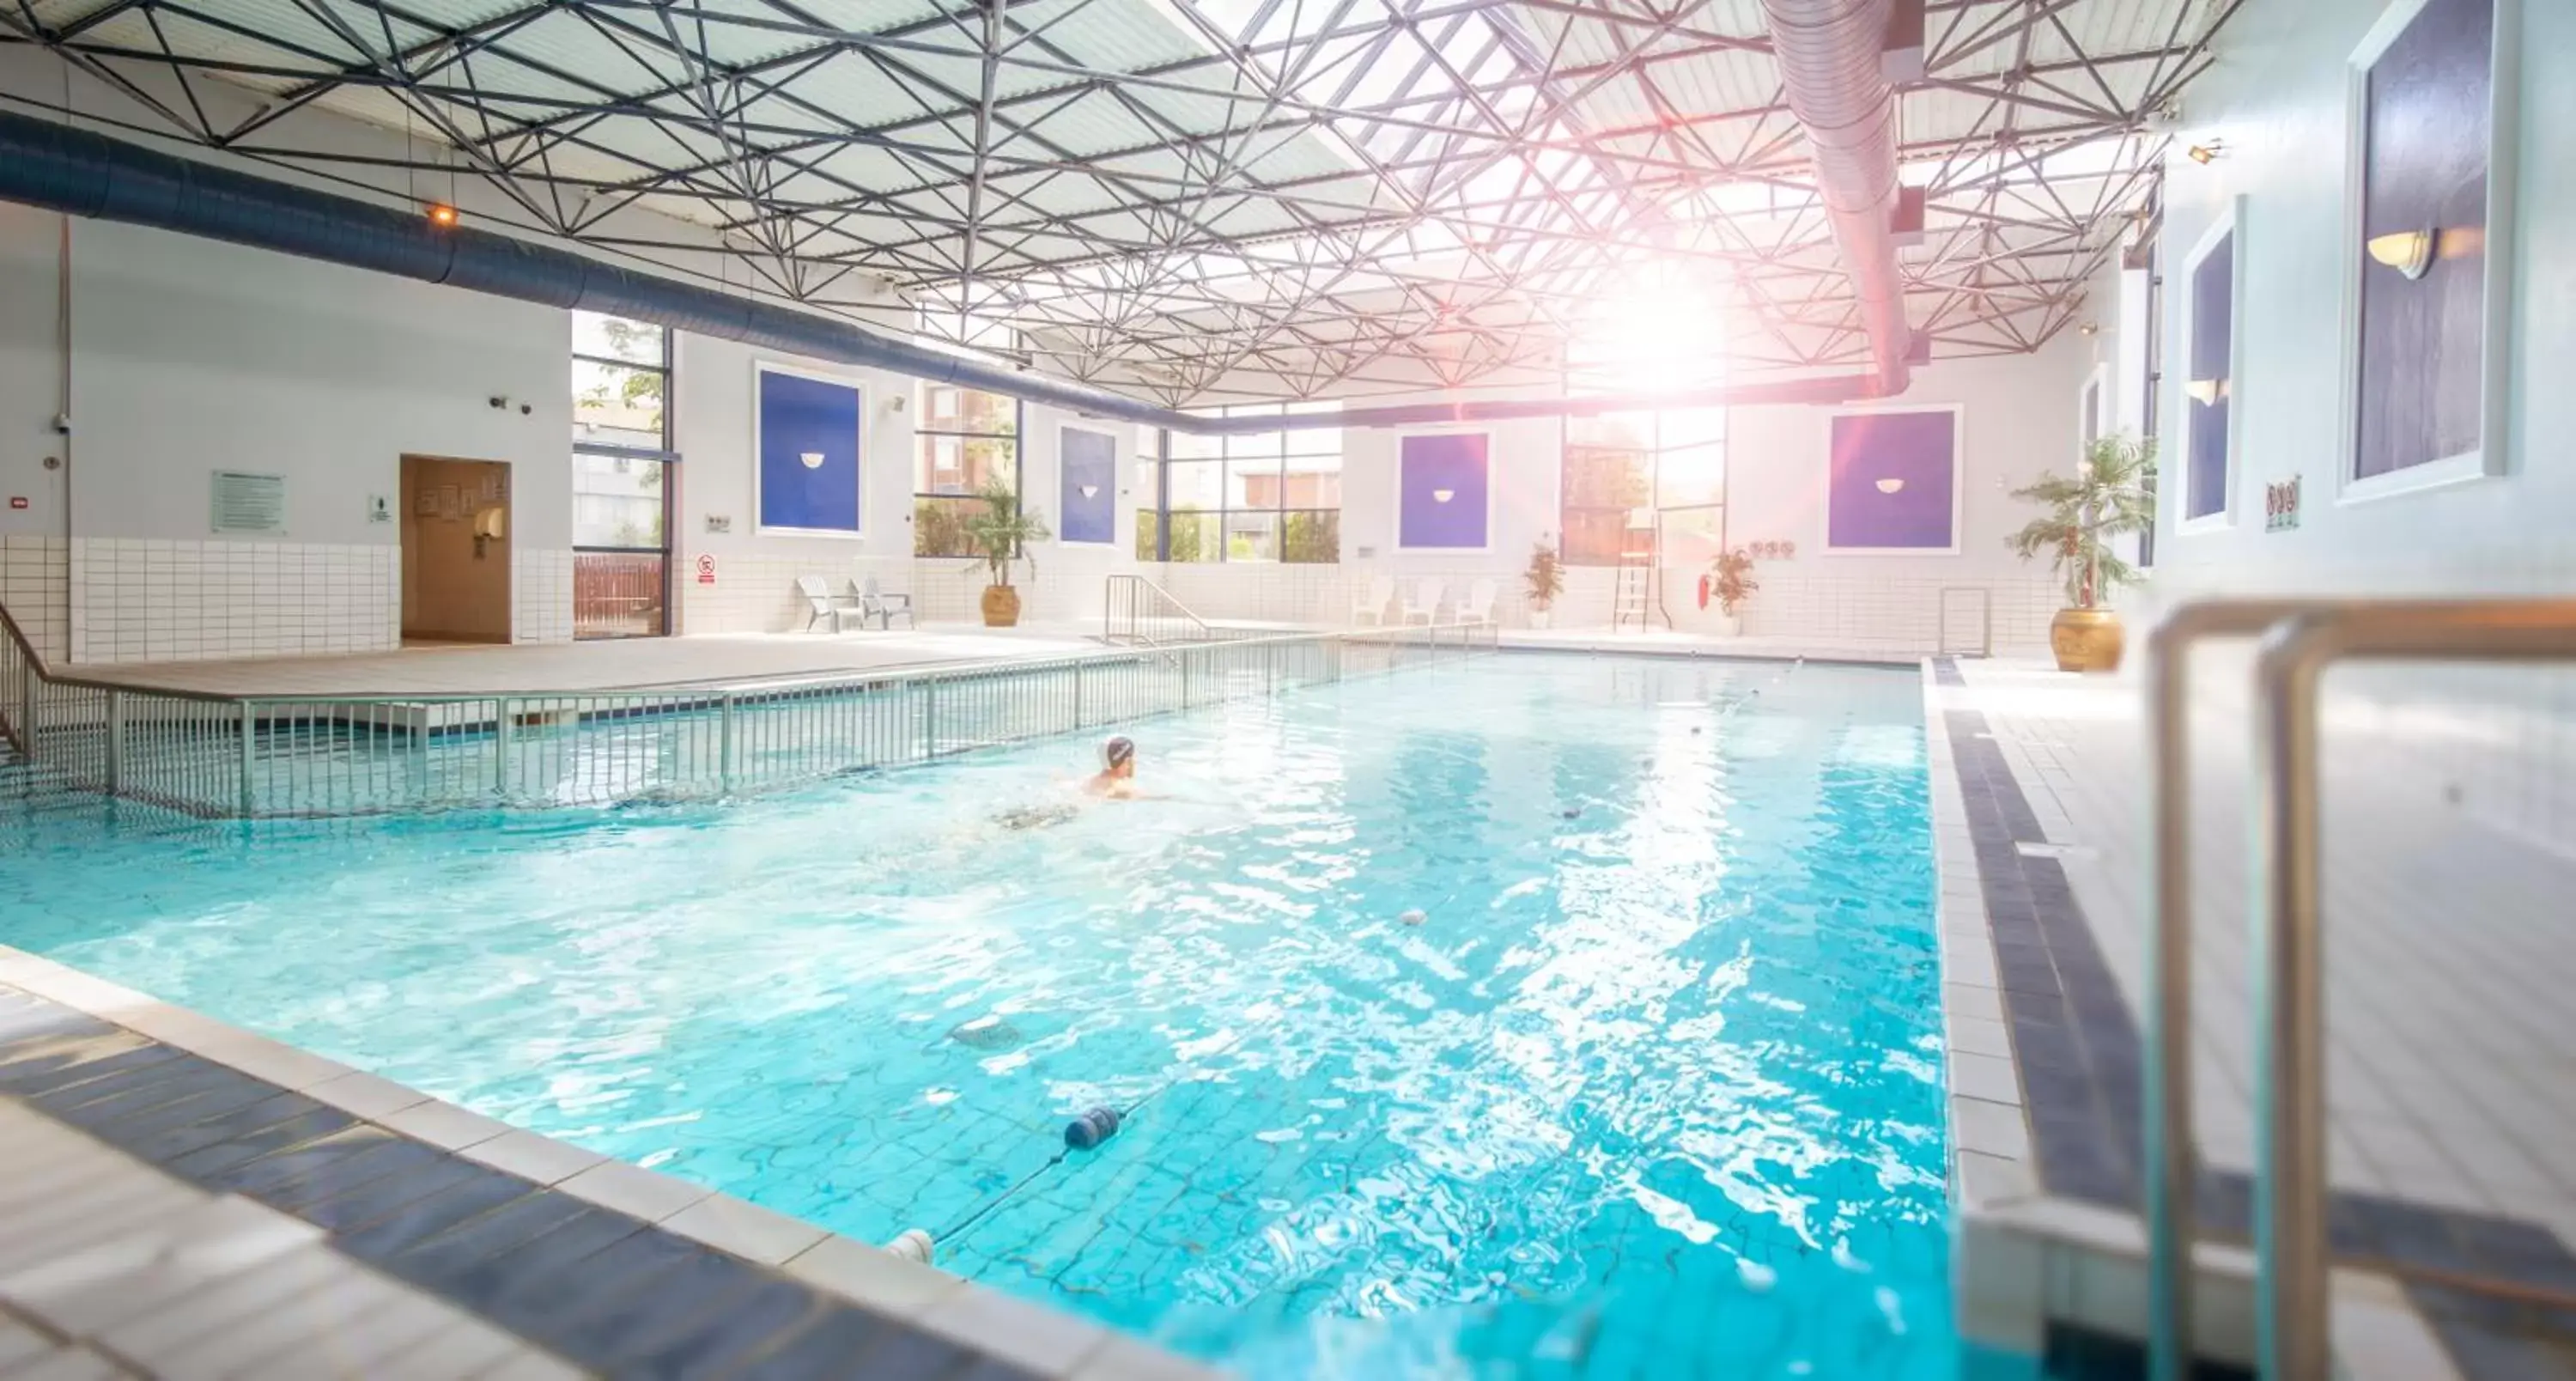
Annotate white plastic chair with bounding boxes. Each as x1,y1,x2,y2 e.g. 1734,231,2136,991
1456,579,1497,624
849,576,914,630
1350,575,1395,626
797,576,860,631
1398,579,1443,627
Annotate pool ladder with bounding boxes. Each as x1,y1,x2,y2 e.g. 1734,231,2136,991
2142,597,2576,1381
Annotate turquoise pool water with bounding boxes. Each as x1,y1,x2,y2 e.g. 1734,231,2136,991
3,654,1948,1378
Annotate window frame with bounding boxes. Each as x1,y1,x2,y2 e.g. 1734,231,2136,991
2175,199,2245,535
911,385,1023,557
569,314,676,640
1148,405,1341,564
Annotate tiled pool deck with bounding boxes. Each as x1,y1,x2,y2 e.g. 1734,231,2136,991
0,951,1212,1381
1929,657,2576,1380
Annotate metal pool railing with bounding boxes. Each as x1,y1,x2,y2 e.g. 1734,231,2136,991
0,617,1496,819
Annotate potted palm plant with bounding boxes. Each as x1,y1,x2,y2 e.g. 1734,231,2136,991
1524,543,1564,630
960,478,1050,628
1710,548,1757,636
2006,434,2155,672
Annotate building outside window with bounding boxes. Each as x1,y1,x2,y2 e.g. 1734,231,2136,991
570,313,673,638
1151,403,1340,563
914,385,1018,557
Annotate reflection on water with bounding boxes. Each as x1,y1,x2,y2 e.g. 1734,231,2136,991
4,655,1947,1378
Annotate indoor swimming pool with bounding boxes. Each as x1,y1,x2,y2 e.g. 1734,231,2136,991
3,654,1950,1378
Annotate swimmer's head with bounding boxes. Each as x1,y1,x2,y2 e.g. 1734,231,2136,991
1102,735,1137,777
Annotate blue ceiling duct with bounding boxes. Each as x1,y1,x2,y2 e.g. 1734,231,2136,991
0,110,1875,432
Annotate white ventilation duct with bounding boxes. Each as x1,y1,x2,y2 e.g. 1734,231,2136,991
1758,0,1916,393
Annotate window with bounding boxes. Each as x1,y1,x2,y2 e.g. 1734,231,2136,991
1150,404,1340,563
1561,409,1727,567
1132,425,1166,561
2178,201,2242,531
914,385,1018,557
571,312,673,639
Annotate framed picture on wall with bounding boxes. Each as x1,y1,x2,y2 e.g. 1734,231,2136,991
2177,197,2245,533
2336,0,2521,503
1822,405,1963,555
752,361,866,538
1059,425,1118,545
1394,431,1493,552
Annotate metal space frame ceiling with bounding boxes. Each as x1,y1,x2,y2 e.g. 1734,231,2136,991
2,0,2243,406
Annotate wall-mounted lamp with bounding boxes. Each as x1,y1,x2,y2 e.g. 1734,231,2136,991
425,203,459,227
1431,488,1455,503
1874,478,1906,495
2366,228,2436,281
799,451,826,470
2183,378,2229,406
2078,321,2101,338
2186,141,2225,165
1079,484,1100,499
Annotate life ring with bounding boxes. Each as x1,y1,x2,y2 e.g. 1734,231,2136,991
1696,574,1710,610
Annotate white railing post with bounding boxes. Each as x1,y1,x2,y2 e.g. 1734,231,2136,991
237,703,256,816
718,691,738,794
494,697,514,800
106,691,125,796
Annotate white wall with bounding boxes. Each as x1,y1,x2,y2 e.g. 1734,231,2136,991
2142,0,2576,843
0,205,568,663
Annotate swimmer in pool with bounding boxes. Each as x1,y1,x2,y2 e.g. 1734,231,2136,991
1084,734,1140,799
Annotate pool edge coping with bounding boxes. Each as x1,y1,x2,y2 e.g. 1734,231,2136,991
1919,659,2463,1381
0,940,1223,1381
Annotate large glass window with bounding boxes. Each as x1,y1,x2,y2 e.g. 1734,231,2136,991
915,385,1018,557
1561,406,1728,568
571,312,673,639
1151,403,1340,563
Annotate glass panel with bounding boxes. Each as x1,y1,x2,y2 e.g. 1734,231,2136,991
1224,511,1279,563
1164,507,1223,562
1165,460,1222,513
914,494,981,557
571,453,666,547
918,436,1014,495
573,551,665,639
1169,425,1219,460
1134,425,1163,460
1282,453,1342,508
572,360,665,448
572,312,664,367
1224,459,1282,509
1135,508,1161,561
1281,509,1340,563
919,385,1015,435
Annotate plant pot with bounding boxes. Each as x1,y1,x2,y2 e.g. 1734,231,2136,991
1714,612,1742,637
2049,607,2123,672
981,584,1022,628
1528,609,1552,630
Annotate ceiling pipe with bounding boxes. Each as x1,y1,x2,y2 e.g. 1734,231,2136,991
0,109,1878,433
1755,0,1916,394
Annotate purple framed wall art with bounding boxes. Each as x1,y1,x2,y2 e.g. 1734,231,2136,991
2341,0,2518,498
1824,407,1960,552
1396,432,1492,551
1059,426,1117,545
754,363,864,538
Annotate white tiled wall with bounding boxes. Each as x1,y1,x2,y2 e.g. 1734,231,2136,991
0,536,69,663
69,538,397,664
678,553,914,634
511,547,574,645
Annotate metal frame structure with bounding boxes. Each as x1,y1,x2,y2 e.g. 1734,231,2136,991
3,0,2243,405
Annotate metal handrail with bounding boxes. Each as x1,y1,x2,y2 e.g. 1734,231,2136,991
1103,574,1218,647
2144,597,2576,1381
2248,600,2576,1380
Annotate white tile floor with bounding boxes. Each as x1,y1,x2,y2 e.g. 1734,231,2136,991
1950,655,2576,1242
0,1101,580,1381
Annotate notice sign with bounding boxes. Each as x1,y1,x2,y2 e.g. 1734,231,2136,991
211,471,287,534
696,553,717,586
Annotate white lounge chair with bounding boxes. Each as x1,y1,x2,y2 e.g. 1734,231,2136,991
1456,579,1497,624
1351,575,1395,626
1398,579,1443,627
849,576,914,630
798,576,861,632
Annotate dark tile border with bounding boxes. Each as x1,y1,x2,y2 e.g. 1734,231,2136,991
1932,659,2576,1380
0,985,1042,1381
